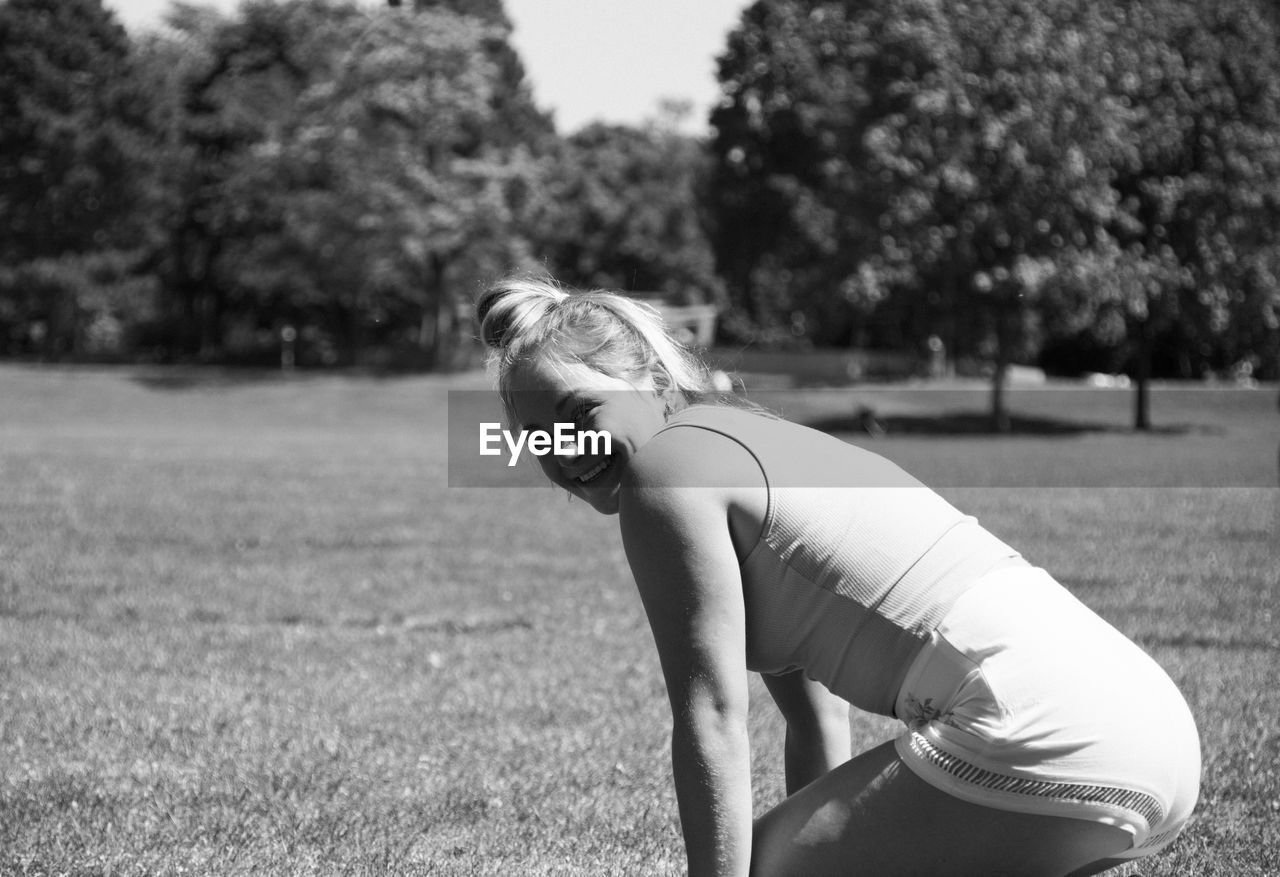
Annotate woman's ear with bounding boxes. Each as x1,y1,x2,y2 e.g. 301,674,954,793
660,383,683,420
652,364,676,395
646,367,680,418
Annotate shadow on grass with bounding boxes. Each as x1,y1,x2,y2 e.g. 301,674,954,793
804,410,1202,437
1137,633,1280,652
130,366,292,391
128,365,439,391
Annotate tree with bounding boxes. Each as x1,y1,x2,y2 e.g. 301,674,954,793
401,0,553,149
143,0,548,366
0,0,151,261
866,0,1125,430
1092,0,1280,425
0,0,156,357
268,2,539,366
708,0,939,346
709,0,1280,430
534,116,725,305
709,0,1121,428
143,0,357,359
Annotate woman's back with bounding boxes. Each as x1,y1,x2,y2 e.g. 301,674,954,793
654,404,1023,715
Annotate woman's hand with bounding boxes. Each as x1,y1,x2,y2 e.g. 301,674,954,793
620,429,759,877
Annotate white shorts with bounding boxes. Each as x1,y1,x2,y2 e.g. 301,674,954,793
893,566,1201,859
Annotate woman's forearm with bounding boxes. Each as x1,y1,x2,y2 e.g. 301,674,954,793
783,716,852,794
761,671,853,795
671,709,754,877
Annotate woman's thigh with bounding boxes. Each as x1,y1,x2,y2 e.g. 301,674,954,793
750,741,1132,877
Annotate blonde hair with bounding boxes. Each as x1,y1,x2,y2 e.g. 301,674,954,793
476,274,720,414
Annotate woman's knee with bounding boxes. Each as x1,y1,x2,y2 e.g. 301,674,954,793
748,743,908,876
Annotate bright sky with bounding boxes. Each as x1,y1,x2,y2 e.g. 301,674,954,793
105,0,751,134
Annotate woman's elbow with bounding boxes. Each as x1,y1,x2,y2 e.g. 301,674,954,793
680,691,749,730
671,683,750,744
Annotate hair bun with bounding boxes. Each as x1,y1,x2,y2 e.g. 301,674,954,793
477,276,568,350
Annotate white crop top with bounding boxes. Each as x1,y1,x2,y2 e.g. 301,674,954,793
656,405,1026,716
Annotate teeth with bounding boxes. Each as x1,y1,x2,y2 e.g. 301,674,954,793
577,460,610,484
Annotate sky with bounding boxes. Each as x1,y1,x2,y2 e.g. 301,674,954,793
104,0,752,134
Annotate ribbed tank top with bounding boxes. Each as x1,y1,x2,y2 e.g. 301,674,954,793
656,405,1024,717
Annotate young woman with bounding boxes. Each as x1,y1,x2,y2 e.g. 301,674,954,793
476,276,1200,877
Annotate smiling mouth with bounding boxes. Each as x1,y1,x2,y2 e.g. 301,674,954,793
576,459,612,485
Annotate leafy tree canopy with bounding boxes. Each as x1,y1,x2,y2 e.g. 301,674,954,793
0,0,151,262
535,116,724,306
710,0,1280,414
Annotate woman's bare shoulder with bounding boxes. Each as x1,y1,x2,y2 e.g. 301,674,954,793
623,412,766,492
621,411,770,562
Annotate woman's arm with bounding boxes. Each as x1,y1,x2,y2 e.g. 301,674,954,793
620,437,757,877
760,671,851,794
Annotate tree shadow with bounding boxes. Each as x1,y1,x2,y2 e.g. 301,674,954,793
803,409,1200,437
128,364,442,391
130,367,290,391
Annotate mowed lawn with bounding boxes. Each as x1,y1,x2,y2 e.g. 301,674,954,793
1,365,1276,876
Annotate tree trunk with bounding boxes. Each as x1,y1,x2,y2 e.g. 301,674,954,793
418,252,451,369
989,303,1013,433
176,277,200,358
167,233,197,359
198,280,224,361
1133,313,1152,431
171,229,221,360
43,286,72,361
942,270,959,379
429,252,452,369
334,300,358,367
433,289,453,370
990,357,1010,433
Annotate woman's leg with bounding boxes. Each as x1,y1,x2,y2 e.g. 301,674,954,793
750,741,1132,877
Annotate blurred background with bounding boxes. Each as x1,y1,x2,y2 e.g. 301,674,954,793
1,0,1278,428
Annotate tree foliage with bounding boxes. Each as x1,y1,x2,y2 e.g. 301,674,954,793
0,0,152,262
1,0,1276,392
1026,0,1280,421
0,0,158,358
710,0,1280,426
136,0,549,365
710,0,1121,422
535,117,724,304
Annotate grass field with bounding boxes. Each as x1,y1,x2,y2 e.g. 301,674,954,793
1,365,1277,876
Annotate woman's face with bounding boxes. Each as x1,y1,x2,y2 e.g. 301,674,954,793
507,356,668,515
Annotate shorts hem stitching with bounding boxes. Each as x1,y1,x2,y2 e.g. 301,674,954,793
899,731,1165,834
